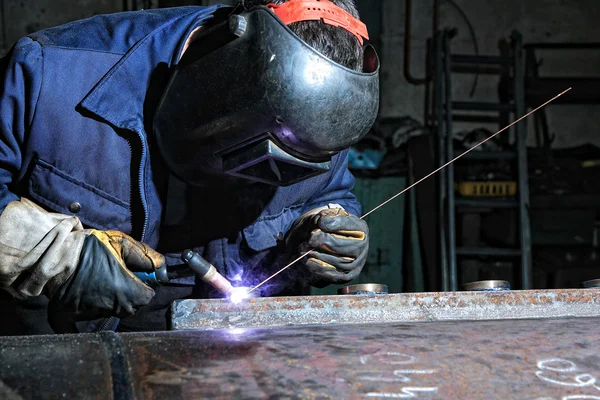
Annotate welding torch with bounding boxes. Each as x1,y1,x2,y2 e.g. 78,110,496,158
133,249,234,297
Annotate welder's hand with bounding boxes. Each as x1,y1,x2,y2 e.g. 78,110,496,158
50,230,165,320
0,199,164,321
287,208,369,288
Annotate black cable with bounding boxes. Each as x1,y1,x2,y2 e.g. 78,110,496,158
443,0,480,97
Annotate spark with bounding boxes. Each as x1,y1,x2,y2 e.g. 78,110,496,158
228,286,252,304
247,88,572,296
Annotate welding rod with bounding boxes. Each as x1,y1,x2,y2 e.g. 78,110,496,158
181,249,234,296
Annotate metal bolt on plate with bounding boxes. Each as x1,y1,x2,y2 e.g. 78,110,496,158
338,283,388,295
583,279,600,288
462,280,511,292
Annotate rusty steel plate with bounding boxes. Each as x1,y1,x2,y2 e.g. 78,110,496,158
171,289,600,330
128,318,600,399
0,333,115,399
1,318,600,399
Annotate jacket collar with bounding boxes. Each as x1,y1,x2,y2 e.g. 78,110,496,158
78,6,224,133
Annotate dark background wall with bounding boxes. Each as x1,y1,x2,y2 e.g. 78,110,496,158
381,0,600,148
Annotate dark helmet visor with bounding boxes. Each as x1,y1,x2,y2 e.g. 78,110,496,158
154,6,380,186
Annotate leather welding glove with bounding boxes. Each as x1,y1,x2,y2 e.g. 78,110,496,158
286,206,369,288
0,198,164,320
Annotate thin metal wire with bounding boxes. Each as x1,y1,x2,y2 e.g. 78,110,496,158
247,251,314,294
247,87,572,296
361,87,570,219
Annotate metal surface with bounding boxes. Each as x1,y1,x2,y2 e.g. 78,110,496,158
338,283,388,295
513,31,533,290
2,318,600,399
434,31,449,292
583,279,600,288
443,31,458,293
171,289,600,331
0,332,116,399
462,280,511,291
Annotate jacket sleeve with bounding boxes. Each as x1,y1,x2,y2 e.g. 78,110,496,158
0,37,44,212
300,149,362,217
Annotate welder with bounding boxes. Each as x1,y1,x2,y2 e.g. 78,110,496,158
0,0,379,335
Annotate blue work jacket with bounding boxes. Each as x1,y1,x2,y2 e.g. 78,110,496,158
0,5,361,333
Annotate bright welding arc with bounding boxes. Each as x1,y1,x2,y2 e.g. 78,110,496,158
247,88,572,296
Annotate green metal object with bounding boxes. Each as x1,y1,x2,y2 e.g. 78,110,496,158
311,176,406,295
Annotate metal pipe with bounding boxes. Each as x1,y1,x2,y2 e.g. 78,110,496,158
403,0,430,84
524,42,600,49
434,31,449,291
512,31,533,290
443,32,458,292
423,0,439,126
433,0,440,35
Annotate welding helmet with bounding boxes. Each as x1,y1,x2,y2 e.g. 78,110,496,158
154,1,380,187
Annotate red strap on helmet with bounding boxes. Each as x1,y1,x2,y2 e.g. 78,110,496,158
266,0,369,45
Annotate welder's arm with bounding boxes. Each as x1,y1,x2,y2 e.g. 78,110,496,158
0,39,162,320
0,198,164,320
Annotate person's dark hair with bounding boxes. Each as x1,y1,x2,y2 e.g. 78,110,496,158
242,0,364,71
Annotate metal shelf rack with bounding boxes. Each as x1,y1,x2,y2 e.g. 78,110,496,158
433,30,532,291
